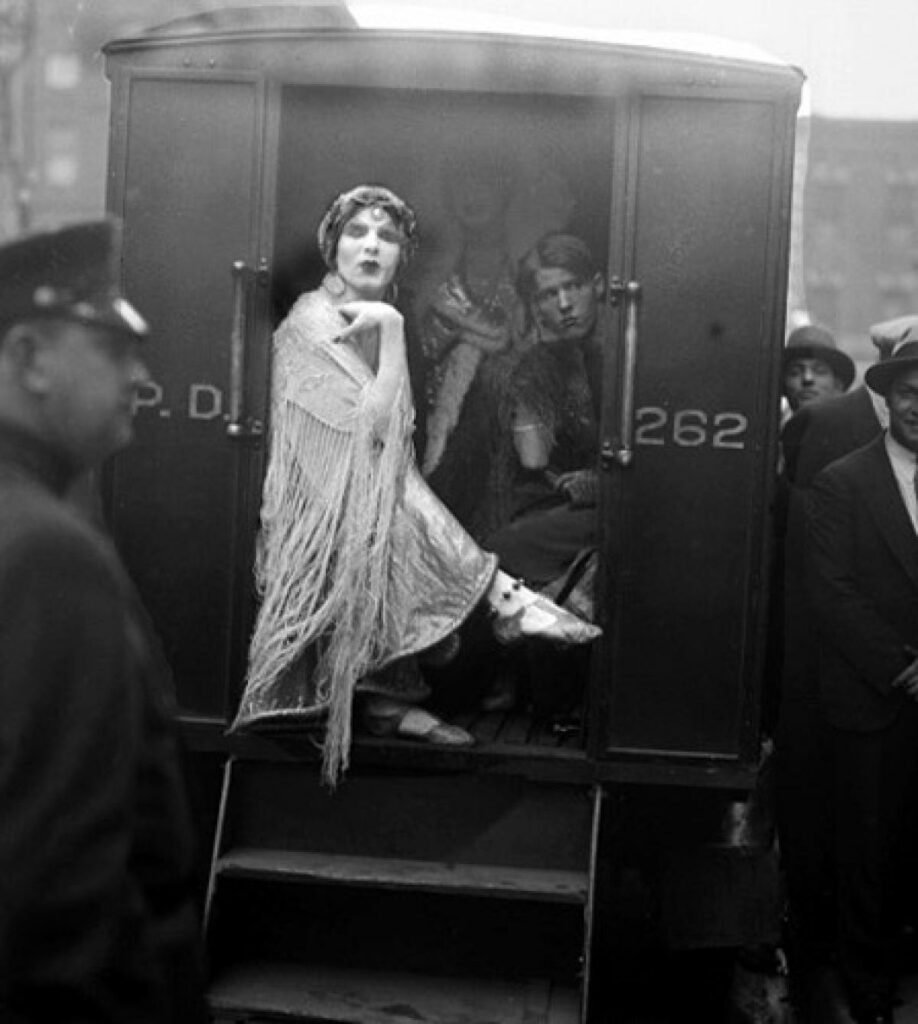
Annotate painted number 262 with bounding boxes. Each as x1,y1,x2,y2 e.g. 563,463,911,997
634,407,749,450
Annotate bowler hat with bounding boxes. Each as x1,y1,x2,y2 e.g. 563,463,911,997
865,340,918,396
782,324,855,390
0,219,148,338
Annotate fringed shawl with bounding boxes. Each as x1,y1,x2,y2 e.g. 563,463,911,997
234,281,496,784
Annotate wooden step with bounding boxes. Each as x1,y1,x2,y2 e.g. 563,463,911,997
208,961,580,1024
216,847,589,903
220,765,593,875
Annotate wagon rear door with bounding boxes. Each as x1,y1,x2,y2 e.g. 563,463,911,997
596,90,794,774
105,70,273,724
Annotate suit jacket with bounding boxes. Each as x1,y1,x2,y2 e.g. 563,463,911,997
0,422,207,1024
782,385,880,488
778,386,883,713
806,434,918,732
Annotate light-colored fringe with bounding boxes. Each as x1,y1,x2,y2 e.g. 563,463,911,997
421,341,482,477
241,315,413,786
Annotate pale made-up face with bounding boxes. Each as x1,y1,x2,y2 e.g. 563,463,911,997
38,320,150,467
783,356,846,411
533,267,603,343
334,206,404,301
887,366,918,454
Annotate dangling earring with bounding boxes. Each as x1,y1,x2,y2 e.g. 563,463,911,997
326,270,346,298
386,281,399,305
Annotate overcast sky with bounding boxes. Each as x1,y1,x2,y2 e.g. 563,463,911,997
79,0,917,121
348,0,916,120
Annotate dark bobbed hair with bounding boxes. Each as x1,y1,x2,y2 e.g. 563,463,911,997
516,232,598,304
316,184,418,271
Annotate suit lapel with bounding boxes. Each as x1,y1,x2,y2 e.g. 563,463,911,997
860,436,918,588
849,386,882,449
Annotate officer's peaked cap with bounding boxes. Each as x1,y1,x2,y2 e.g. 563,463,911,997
0,218,148,339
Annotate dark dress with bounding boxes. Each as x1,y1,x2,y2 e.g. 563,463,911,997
486,335,602,587
0,422,207,1024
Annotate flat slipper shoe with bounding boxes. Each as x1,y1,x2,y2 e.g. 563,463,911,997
492,590,602,647
363,705,475,747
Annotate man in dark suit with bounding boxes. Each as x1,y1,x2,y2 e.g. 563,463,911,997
773,328,866,1001
0,221,208,1023
783,315,915,488
774,321,918,1012
806,339,918,1024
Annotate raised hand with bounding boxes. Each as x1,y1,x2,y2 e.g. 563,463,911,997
336,300,404,345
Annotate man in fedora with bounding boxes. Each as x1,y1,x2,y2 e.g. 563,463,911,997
781,323,855,415
773,320,914,1013
0,221,207,1022
783,317,918,486
805,336,918,1024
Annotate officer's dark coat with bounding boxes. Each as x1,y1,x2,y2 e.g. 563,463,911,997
0,422,207,1023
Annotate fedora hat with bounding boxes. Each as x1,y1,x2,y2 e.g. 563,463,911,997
869,314,918,360
0,218,148,339
865,339,918,396
782,324,855,390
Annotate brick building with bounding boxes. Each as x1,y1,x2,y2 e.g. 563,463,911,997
804,117,918,370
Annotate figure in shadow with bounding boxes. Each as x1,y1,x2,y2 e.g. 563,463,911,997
418,151,526,540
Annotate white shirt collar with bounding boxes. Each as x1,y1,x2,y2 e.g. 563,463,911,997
870,385,890,429
886,428,916,470
884,429,918,533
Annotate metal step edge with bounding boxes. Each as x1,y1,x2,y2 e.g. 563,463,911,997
214,847,590,904
207,961,580,1024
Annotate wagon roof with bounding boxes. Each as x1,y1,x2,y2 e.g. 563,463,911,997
105,1,799,74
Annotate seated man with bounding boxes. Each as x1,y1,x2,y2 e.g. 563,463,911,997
486,232,608,597
476,234,608,719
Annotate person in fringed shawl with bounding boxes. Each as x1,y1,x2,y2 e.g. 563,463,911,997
232,185,601,784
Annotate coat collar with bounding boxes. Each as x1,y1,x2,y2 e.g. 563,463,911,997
840,385,885,444
860,433,918,587
0,420,78,497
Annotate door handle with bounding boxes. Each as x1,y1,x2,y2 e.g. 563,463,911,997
602,280,642,468
225,258,266,441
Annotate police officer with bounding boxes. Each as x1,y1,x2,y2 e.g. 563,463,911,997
0,221,208,1023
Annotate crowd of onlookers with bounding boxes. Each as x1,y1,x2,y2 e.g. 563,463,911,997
771,315,918,1024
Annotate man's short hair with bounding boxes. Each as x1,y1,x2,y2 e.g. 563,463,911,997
516,233,597,304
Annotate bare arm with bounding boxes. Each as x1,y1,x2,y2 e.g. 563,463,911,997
512,403,552,469
338,301,409,439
